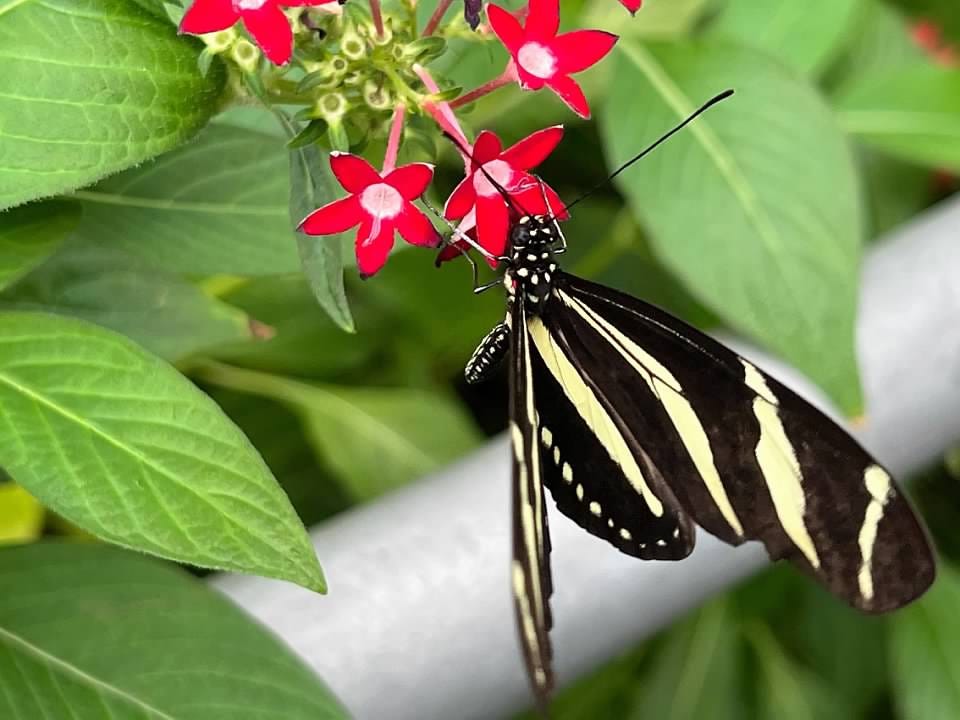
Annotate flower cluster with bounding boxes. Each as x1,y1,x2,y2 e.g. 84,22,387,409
179,0,628,275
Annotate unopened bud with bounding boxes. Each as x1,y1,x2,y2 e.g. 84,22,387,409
340,31,366,61
230,39,260,74
317,92,348,123
363,80,391,110
203,28,236,54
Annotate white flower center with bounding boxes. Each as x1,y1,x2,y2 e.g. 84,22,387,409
473,159,515,197
517,42,557,79
235,0,269,10
359,183,403,219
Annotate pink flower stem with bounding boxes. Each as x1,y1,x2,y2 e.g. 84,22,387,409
369,0,385,38
449,63,517,110
382,103,406,174
422,0,454,36
412,63,472,168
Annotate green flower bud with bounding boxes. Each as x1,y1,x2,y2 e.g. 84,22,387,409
330,56,349,74
203,28,236,54
340,31,366,61
317,92,348,123
363,80,391,111
230,39,260,74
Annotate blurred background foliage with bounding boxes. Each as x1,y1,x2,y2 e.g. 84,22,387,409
1,0,959,717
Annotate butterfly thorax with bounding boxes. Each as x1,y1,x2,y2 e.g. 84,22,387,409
506,215,560,314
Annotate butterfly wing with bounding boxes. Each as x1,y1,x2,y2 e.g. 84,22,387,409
507,294,554,708
548,272,935,612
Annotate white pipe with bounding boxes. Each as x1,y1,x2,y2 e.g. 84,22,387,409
213,196,960,720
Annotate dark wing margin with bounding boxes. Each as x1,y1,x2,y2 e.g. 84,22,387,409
526,313,695,560
508,295,554,708
554,272,935,612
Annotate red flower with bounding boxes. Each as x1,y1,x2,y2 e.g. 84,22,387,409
487,0,618,118
442,126,568,265
180,0,317,65
300,153,440,278
618,0,642,14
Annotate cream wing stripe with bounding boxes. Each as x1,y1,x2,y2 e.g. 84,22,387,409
557,290,742,535
751,398,821,568
858,465,893,601
527,315,664,517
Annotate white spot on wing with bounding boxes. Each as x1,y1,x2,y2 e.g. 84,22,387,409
620,528,632,541
589,501,602,517
540,426,553,447
562,462,573,483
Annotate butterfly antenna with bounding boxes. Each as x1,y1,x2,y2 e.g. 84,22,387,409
420,195,500,268
565,89,735,213
441,130,533,220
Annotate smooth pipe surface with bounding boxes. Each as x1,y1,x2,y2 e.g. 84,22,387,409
213,197,960,720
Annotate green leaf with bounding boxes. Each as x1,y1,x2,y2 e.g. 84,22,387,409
858,148,933,238
889,563,960,720
0,0,225,210
825,1,928,95
276,112,354,332
787,583,889,715
0,542,347,720
0,312,325,592
627,599,746,720
210,274,376,378
748,624,853,720
72,124,301,276
0,483,43,543
836,66,960,173
709,0,865,75
0,245,254,361
199,362,482,500
0,201,79,290
601,41,864,413
581,0,712,39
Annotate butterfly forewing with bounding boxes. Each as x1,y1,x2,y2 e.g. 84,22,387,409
508,295,554,706
554,272,936,612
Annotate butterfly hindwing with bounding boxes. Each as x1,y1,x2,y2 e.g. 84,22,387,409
553,272,936,612
526,313,695,560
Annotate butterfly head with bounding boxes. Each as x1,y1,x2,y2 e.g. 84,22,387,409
507,215,560,310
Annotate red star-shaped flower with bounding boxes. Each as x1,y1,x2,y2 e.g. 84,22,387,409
300,153,440,278
442,125,568,266
486,0,618,118
618,0,642,14
180,0,317,65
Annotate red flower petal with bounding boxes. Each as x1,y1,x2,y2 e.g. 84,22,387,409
435,239,470,266
385,163,434,200
486,4,525,54
444,176,476,220
396,202,441,247
551,30,618,75
514,180,568,220
475,194,510,258
473,130,504,165
179,0,237,34
330,152,381,193
526,0,560,41
499,125,563,171
546,74,591,118
618,0,642,13
355,220,395,278
241,4,294,65
299,195,363,235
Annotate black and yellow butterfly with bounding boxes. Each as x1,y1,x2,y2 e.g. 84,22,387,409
450,92,936,711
